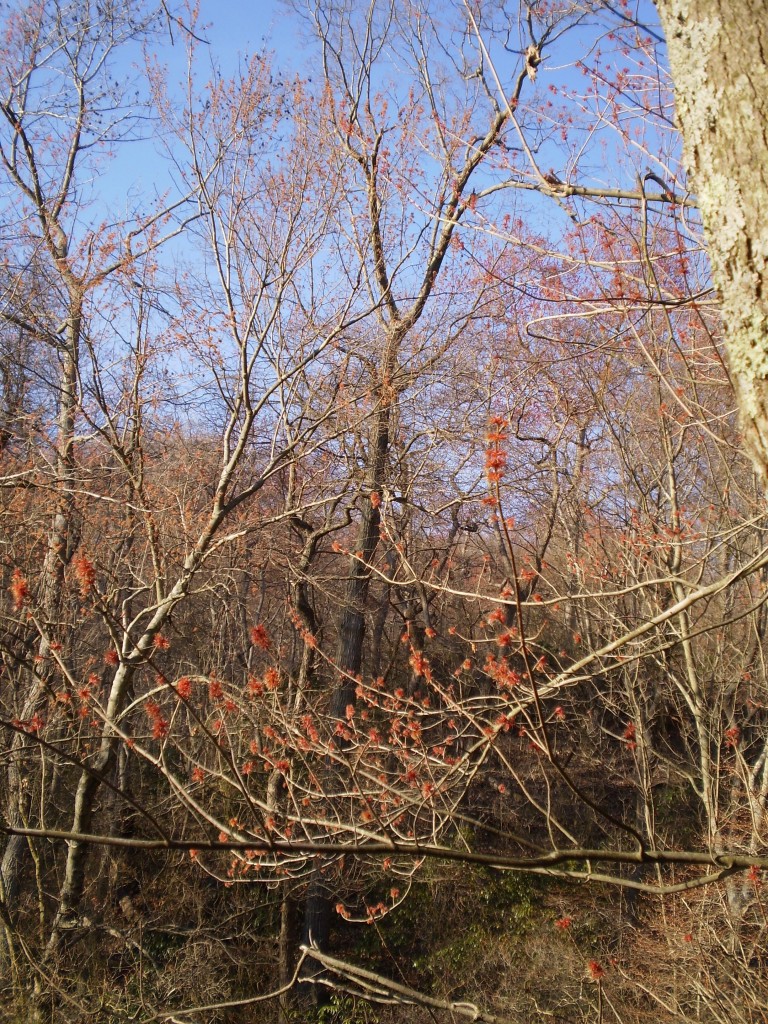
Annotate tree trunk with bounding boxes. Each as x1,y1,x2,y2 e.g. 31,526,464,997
655,0,768,481
0,303,80,970
42,659,141,956
300,344,397,990
279,882,299,999
328,490,384,718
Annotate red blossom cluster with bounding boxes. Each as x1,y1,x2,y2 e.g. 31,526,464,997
484,416,508,484
12,713,44,734
409,647,432,680
623,722,637,750
724,725,741,748
9,568,29,611
483,653,522,690
249,623,271,650
176,676,192,699
144,700,168,740
72,552,96,598
587,960,605,981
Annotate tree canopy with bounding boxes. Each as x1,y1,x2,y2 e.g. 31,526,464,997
1,1,767,1022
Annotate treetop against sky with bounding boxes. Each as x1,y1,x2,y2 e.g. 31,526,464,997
67,0,684,255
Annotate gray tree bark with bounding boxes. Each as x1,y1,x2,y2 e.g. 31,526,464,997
655,0,768,481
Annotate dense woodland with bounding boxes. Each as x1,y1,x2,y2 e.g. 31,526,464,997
1,1,768,1021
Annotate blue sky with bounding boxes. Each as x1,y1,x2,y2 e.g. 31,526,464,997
196,0,305,69
92,0,678,260
95,0,310,217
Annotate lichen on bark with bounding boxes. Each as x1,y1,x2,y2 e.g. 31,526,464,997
655,0,768,481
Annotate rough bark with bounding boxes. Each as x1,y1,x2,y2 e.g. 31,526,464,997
655,0,768,481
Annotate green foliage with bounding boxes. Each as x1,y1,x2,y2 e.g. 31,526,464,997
314,994,379,1024
412,870,540,983
349,861,547,1003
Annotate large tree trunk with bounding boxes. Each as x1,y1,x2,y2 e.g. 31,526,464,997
300,368,395,990
655,0,768,481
